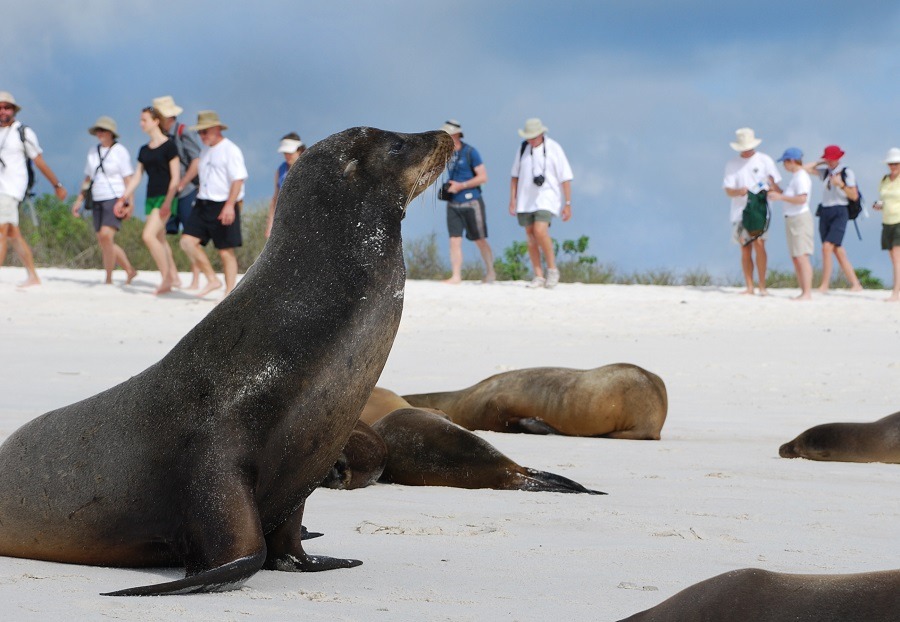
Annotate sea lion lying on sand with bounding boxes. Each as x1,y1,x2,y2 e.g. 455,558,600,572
779,411,900,464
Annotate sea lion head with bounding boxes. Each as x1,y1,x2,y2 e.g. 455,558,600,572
779,424,847,460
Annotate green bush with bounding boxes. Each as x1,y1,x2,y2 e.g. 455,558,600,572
404,232,448,280
493,240,530,281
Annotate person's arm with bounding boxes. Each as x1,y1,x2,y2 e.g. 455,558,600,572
448,164,487,194
509,177,519,215
724,186,747,197
767,175,782,194
834,176,859,201
178,158,199,192
32,154,67,200
116,162,145,212
218,179,244,225
160,156,181,220
561,180,572,222
768,190,807,205
267,170,279,238
71,175,91,216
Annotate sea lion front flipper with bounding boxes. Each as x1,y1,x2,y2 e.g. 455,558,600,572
301,525,323,540
515,468,607,495
516,417,562,435
264,501,362,572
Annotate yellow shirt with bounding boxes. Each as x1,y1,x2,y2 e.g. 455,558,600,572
879,174,900,225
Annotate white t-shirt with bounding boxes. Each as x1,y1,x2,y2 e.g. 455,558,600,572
0,121,42,201
197,137,248,202
722,151,782,223
84,143,134,202
781,169,811,217
816,165,857,207
510,136,573,216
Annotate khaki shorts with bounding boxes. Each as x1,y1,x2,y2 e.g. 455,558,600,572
784,210,814,257
517,210,554,226
732,222,769,245
0,193,20,227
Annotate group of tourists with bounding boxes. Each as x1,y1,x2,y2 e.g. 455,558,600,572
724,127,900,301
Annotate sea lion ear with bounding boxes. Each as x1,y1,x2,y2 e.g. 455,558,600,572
343,160,358,179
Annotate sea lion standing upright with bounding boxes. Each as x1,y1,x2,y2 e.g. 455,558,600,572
779,411,900,464
0,127,453,595
404,364,667,439
617,567,900,621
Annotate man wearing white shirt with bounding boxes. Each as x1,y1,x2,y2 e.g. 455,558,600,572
180,110,247,298
509,118,573,289
768,148,814,300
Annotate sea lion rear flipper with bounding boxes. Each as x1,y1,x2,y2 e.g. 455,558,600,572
101,551,266,596
517,468,607,495
516,417,562,435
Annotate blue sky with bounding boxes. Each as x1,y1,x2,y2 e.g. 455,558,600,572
6,1,900,281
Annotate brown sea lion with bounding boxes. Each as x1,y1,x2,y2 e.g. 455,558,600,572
360,386,448,425
320,420,388,490
372,408,604,494
779,412,900,464
0,126,453,596
618,567,900,622
403,364,667,439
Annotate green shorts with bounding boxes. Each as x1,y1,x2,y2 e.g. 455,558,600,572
145,195,178,217
882,222,900,250
517,210,554,226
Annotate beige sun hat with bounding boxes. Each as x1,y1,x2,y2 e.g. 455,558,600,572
518,118,548,140
190,110,228,132
152,95,183,118
730,127,762,152
884,147,900,164
88,116,119,139
0,91,21,113
439,119,463,136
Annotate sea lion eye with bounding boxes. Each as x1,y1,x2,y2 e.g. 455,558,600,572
389,140,405,154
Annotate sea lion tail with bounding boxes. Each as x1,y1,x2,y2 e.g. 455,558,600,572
101,551,265,596
517,468,607,495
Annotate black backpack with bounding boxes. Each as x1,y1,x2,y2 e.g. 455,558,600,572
840,169,863,221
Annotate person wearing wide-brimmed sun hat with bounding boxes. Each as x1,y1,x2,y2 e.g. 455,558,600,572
72,115,138,286
723,127,782,296
768,148,814,300
266,132,306,238
802,144,863,293
153,95,202,289
0,91,68,287
873,147,900,301
179,110,248,299
509,117,573,289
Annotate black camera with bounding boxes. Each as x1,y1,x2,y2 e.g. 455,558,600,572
438,182,452,201
533,175,545,187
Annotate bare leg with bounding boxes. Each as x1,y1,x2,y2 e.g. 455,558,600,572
819,242,835,292
792,254,813,300
143,211,178,294
181,234,221,297
8,225,40,286
888,247,900,301
219,248,238,297
754,238,767,295
740,243,755,294
474,238,495,283
444,236,463,284
96,227,118,284
524,224,544,279
532,221,556,270
0,224,8,267
833,246,862,291
114,242,137,284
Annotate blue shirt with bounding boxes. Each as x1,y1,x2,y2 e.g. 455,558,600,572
447,142,483,202
277,161,290,190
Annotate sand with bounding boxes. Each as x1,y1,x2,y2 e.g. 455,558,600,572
1,267,898,621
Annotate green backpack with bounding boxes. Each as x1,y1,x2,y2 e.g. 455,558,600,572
741,189,770,242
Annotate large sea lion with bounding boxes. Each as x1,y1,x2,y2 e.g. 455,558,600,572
372,408,604,494
403,364,667,439
779,411,900,464
617,567,900,621
0,126,453,595
320,420,388,490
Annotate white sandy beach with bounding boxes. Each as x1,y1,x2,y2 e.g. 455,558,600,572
1,267,898,621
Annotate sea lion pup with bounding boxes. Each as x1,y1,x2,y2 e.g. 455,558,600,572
320,420,388,490
617,567,900,622
0,127,453,596
403,364,667,439
372,408,605,494
360,386,448,425
779,411,900,464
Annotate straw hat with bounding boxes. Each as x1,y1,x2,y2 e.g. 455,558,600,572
730,128,762,152
518,118,548,140
885,148,900,165
88,116,119,139
152,95,183,118
821,145,845,161
190,110,228,132
0,91,21,113
278,138,304,153
439,119,463,136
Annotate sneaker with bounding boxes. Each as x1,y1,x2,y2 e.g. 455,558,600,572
527,276,546,288
545,268,560,289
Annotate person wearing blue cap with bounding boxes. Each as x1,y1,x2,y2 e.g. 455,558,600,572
768,148,813,300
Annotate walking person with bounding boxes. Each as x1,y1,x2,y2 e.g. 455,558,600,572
116,106,181,295
803,145,863,293
266,132,305,238
723,128,781,296
439,119,495,284
768,148,814,300
71,116,138,285
509,118,573,289
873,147,900,301
154,95,202,289
179,110,247,299
0,91,67,286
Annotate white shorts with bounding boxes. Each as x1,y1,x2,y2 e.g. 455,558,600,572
0,194,19,227
732,221,769,245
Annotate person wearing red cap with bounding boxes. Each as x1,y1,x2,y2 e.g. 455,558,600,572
803,145,863,293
